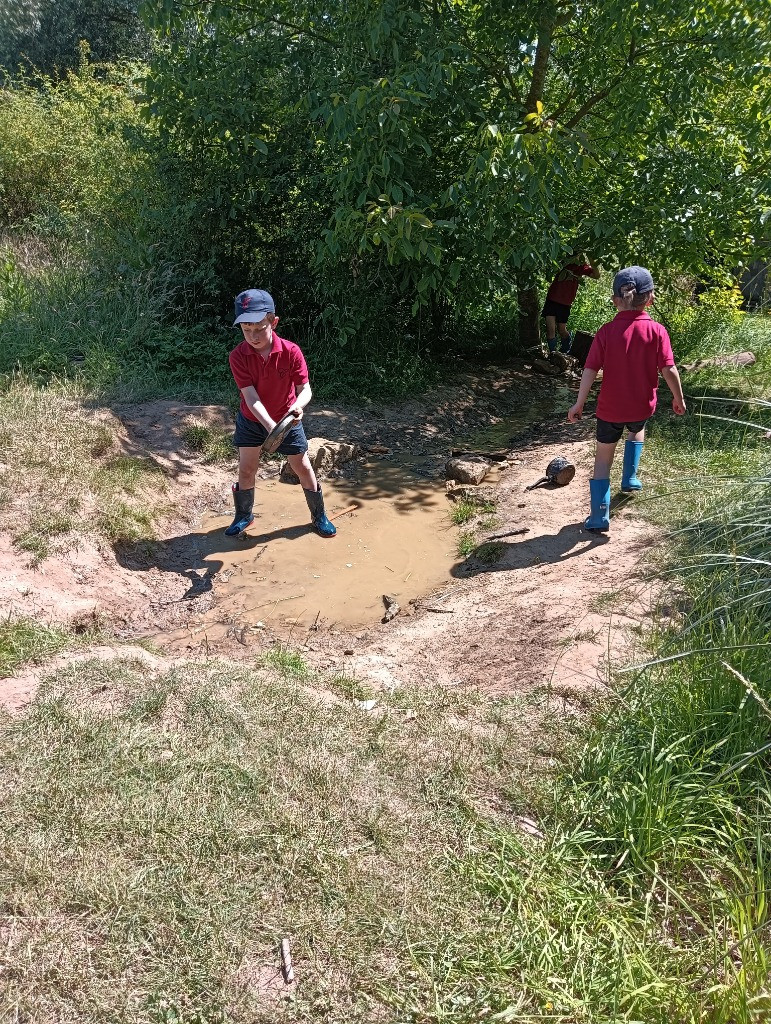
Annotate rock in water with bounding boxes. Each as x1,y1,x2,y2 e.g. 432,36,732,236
445,456,491,484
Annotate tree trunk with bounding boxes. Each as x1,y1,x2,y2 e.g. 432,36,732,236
517,282,541,349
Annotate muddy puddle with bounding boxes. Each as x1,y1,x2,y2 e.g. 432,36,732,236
151,387,578,649
156,456,466,647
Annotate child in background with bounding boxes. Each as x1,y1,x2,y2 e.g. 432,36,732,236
567,266,686,532
542,257,600,353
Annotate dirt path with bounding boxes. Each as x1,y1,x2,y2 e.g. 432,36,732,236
0,361,662,710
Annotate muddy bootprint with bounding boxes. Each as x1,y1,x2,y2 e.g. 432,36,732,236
225,483,255,536
303,485,337,537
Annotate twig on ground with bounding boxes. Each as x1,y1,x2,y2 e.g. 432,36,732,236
280,937,295,983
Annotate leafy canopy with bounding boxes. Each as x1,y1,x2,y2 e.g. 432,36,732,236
141,0,771,340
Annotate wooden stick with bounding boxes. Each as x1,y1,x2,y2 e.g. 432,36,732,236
330,503,359,520
280,937,295,983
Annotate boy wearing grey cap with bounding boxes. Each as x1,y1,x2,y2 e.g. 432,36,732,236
568,266,686,532
225,288,336,538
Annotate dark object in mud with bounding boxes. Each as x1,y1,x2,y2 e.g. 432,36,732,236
382,594,400,623
548,350,571,372
531,357,563,377
525,457,576,490
262,412,299,454
570,330,595,368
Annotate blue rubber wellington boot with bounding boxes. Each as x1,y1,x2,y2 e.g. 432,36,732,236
621,440,644,492
547,338,557,354
224,483,254,536
303,486,337,537
585,478,610,532
560,330,573,354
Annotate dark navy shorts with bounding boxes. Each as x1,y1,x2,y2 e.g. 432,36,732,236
596,417,648,444
233,411,309,455
541,298,572,323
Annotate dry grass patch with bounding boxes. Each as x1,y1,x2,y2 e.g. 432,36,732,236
0,656,551,1023
0,377,166,560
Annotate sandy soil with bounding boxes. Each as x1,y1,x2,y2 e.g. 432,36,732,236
0,360,665,710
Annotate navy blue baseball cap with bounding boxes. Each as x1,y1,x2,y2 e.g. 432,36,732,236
233,288,275,326
613,266,655,296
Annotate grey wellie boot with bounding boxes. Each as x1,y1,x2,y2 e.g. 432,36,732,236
303,486,337,538
224,483,254,536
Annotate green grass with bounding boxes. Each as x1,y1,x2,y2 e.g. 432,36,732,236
183,424,235,463
259,645,311,680
0,658,544,1022
448,497,497,526
456,529,477,557
0,615,102,677
474,540,505,564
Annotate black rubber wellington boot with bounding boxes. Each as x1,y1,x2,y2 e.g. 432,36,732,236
224,483,254,536
303,486,337,537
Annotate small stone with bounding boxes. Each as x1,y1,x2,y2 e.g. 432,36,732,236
344,648,354,656
355,699,378,711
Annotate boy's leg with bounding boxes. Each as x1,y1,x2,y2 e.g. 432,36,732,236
621,423,646,492
593,441,618,480
238,446,261,490
286,451,317,491
288,453,337,538
544,314,558,353
557,319,572,353
225,446,260,536
586,419,622,532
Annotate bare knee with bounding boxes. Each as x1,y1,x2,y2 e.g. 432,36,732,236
288,452,317,490
238,448,261,488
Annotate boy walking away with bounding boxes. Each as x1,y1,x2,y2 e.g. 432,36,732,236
567,266,686,533
225,288,336,538
542,257,601,353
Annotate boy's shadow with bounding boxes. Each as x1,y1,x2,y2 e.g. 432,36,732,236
451,521,609,578
114,520,315,598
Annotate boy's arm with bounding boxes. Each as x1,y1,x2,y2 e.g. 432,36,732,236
568,368,598,422
587,263,601,280
240,386,276,432
661,366,686,415
287,382,312,419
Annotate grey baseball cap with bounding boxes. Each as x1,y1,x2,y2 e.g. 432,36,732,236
613,266,655,296
233,288,275,326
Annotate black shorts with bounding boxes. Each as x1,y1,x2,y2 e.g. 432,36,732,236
233,411,309,455
541,298,572,323
596,417,648,444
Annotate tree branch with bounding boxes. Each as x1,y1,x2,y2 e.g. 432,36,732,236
560,34,636,130
524,15,554,114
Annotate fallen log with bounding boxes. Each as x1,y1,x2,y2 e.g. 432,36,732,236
680,351,755,372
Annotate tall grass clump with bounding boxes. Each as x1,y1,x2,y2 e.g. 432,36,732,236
396,474,771,1023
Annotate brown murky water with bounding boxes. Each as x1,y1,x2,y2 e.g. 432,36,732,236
153,389,575,646
160,457,467,644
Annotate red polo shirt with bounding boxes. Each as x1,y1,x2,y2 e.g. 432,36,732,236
546,264,594,306
585,310,674,422
229,333,309,422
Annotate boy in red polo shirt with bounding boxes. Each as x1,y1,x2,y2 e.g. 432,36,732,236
225,288,336,538
568,266,686,532
542,256,600,353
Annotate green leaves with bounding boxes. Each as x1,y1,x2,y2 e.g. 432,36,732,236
134,0,771,339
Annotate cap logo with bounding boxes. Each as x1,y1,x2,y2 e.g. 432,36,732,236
240,295,251,309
